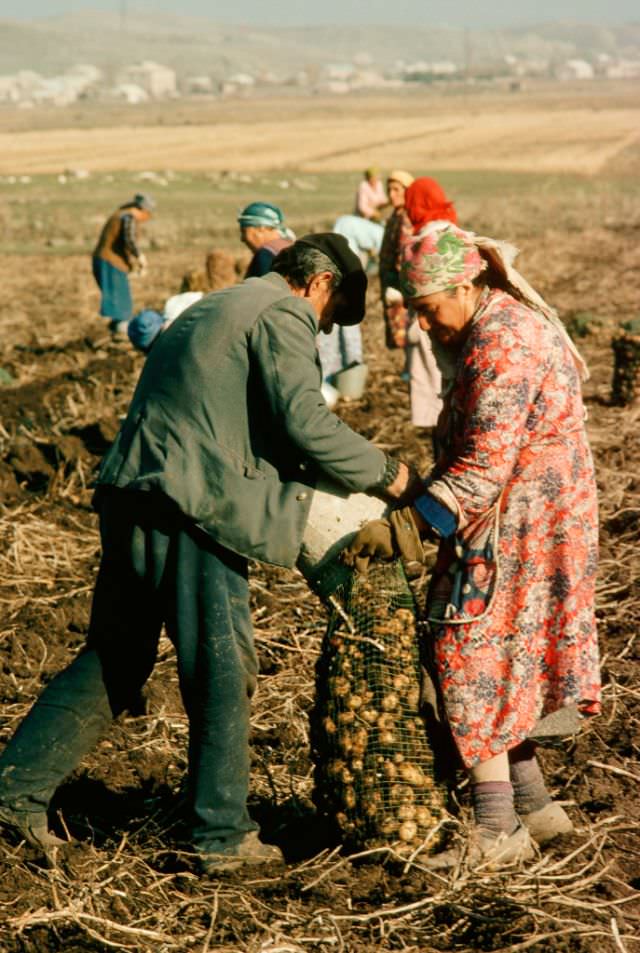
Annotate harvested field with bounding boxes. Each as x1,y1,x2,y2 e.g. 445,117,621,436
0,84,639,179
0,97,639,950
1,105,639,176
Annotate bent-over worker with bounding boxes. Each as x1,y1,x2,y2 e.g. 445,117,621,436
344,222,601,869
0,234,416,874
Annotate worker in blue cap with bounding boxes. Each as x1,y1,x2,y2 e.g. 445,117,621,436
237,201,294,277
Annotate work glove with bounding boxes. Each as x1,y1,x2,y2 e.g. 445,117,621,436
389,506,426,578
341,519,394,574
341,507,426,575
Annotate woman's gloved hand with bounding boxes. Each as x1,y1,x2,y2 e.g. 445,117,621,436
389,506,425,578
341,519,394,574
342,507,426,575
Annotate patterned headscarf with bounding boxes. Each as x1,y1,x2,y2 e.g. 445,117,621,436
404,177,457,231
401,222,486,298
401,221,589,381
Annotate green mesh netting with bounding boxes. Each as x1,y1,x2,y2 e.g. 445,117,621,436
311,558,448,851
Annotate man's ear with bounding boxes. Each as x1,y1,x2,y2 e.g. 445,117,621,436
304,272,330,297
315,271,335,290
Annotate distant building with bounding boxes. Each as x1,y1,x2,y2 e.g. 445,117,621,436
556,59,595,80
0,76,20,103
605,59,640,79
120,61,177,98
227,73,255,87
0,64,101,107
31,78,78,106
221,73,255,96
505,55,549,77
111,83,150,105
402,60,458,79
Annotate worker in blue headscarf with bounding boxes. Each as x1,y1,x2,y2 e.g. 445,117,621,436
237,202,294,277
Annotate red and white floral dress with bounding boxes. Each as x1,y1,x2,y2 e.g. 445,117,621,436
425,289,601,768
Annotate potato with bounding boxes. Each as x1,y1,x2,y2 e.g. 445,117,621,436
415,806,434,828
380,817,398,836
352,728,368,756
398,762,425,786
398,820,418,842
339,734,353,755
382,760,397,780
398,802,416,822
377,712,394,730
322,716,337,735
331,676,350,697
393,673,411,691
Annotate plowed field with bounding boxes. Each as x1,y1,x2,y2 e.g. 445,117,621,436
0,96,639,950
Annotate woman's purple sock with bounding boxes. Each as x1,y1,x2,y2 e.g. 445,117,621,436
471,781,519,837
509,741,552,815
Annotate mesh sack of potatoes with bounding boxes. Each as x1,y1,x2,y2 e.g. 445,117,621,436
611,331,640,406
310,558,448,852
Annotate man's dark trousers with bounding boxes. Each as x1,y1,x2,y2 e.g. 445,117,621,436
0,489,258,851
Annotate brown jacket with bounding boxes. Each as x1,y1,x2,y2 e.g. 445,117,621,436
93,208,139,272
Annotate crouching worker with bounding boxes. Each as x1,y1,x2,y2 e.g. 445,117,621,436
0,234,418,874
343,222,601,869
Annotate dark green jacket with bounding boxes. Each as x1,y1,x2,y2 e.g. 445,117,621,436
97,273,386,567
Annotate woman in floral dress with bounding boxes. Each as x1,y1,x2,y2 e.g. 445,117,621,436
347,222,601,868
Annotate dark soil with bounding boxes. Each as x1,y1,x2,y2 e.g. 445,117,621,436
0,243,638,953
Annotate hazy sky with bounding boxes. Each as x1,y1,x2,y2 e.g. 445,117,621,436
3,0,637,26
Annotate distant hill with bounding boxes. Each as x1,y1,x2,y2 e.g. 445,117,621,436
0,11,639,80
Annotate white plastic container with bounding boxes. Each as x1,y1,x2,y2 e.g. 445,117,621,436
296,476,387,598
334,362,368,400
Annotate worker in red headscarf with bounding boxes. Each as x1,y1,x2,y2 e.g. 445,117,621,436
404,177,458,231
401,177,458,434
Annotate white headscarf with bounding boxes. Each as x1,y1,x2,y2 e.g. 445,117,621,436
471,231,589,382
